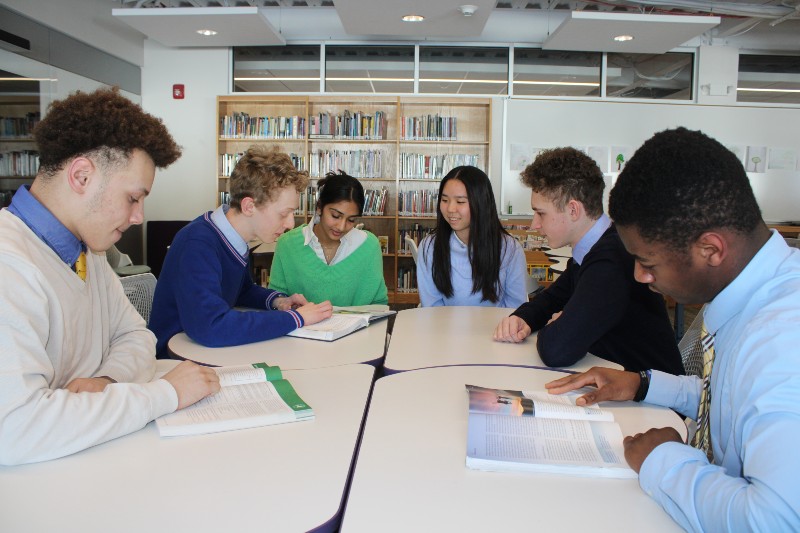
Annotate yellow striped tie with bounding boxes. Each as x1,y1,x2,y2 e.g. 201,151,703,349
74,251,87,281
690,322,715,462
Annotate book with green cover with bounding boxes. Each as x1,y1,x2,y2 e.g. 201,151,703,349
156,363,313,437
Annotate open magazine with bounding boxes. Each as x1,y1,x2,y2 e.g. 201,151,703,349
465,385,636,479
156,363,313,437
287,304,396,342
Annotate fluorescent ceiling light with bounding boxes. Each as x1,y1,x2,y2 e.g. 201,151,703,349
402,15,425,22
613,35,634,42
737,87,800,93
196,29,218,36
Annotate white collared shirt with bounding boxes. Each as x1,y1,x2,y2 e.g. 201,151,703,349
302,215,367,265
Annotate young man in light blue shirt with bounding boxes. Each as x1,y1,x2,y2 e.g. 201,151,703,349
547,127,800,531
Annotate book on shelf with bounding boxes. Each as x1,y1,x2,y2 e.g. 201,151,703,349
156,363,313,437
287,304,396,342
464,385,636,479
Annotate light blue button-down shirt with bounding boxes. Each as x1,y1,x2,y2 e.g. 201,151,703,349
640,230,800,531
572,213,611,265
6,185,84,266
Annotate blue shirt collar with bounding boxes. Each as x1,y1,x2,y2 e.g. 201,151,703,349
6,185,84,265
573,213,611,265
704,230,789,335
210,204,249,256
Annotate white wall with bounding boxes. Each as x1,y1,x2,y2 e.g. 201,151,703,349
141,40,228,223
502,98,800,223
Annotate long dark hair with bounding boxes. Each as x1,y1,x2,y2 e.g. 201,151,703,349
317,171,365,215
428,166,508,302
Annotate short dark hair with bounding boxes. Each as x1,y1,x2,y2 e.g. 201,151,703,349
520,147,605,218
609,127,763,250
229,145,309,210
317,171,365,216
34,87,181,176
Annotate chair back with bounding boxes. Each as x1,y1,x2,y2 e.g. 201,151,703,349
785,237,800,249
404,236,419,264
678,305,706,377
120,273,157,325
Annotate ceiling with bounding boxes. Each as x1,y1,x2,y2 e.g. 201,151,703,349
111,0,800,52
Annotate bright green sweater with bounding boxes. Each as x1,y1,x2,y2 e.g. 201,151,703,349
269,225,389,306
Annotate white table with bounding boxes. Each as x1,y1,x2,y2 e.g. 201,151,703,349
168,317,388,368
383,306,622,373
0,364,375,533
341,365,686,533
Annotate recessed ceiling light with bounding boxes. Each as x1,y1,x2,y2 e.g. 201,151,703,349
613,34,634,42
402,14,425,22
196,29,218,36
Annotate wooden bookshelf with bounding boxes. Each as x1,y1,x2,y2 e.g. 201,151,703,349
0,96,40,205
217,95,491,304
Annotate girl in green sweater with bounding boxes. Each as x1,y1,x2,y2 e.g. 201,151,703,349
269,171,389,306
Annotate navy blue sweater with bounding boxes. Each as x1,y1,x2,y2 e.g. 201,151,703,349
512,225,683,374
149,213,302,358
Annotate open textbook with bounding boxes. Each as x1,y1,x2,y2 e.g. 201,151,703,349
156,363,313,437
287,304,396,342
465,385,636,479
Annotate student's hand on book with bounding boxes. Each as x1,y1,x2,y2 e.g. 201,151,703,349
65,376,116,393
274,293,308,310
492,316,532,343
544,367,640,406
546,311,562,325
162,361,221,409
296,301,333,325
623,427,683,473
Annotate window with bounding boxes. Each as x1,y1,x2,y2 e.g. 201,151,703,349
606,52,693,100
419,46,508,96
738,54,800,104
233,46,321,93
513,49,601,97
325,45,414,94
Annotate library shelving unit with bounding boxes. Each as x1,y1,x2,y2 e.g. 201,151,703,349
0,95,40,207
216,95,491,305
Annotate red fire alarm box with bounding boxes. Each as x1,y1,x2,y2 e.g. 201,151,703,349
173,84,185,99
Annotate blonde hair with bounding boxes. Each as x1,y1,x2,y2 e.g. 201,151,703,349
229,145,309,210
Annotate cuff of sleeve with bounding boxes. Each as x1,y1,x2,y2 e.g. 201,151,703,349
286,309,303,328
266,291,288,310
643,369,679,405
639,441,707,496
149,378,180,418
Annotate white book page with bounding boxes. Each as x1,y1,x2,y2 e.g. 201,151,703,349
522,390,614,422
301,314,365,332
214,365,267,387
466,413,634,478
159,382,293,429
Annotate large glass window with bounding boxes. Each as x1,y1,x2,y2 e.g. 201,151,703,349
419,46,508,96
325,45,414,94
513,49,601,97
606,52,693,100
738,54,800,105
233,46,321,93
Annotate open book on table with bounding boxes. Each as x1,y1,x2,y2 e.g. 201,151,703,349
287,304,396,342
465,384,635,479
156,363,313,437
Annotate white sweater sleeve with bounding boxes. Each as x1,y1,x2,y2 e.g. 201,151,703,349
0,252,178,466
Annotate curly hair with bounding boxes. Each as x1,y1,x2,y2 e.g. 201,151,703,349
609,127,762,250
520,147,605,218
229,145,309,210
34,87,181,176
